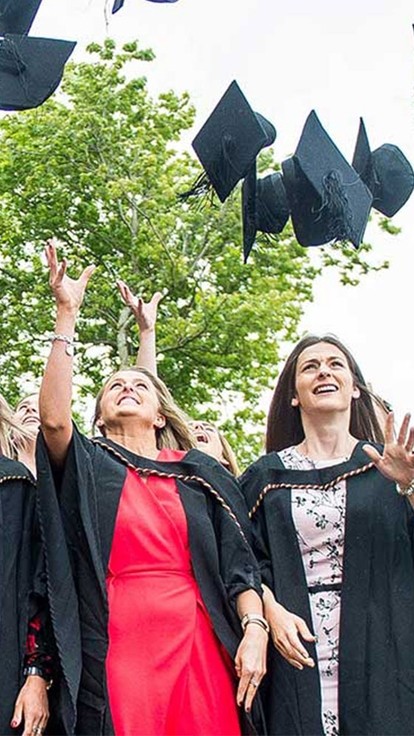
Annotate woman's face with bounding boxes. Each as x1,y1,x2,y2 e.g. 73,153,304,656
189,421,224,462
293,342,360,416
98,370,165,432
15,394,40,432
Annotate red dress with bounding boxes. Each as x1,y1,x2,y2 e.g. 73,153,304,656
105,448,241,736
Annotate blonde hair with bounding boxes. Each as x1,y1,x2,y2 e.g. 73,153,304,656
218,432,241,476
93,366,196,452
0,394,34,459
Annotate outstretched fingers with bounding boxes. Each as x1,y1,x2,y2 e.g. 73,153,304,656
406,426,414,455
362,443,382,464
80,264,96,286
397,413,411,446
117,279,136,308
384,411,395,445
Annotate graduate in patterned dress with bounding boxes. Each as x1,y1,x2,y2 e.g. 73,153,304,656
242,334,414,736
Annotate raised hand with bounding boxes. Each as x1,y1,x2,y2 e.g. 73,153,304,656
117,280,162,334
45,239,95,314
363,412,414,488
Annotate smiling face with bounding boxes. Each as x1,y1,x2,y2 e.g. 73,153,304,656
97,370,166,433
293,342,360,417
15,394,40,433
189,420,225,462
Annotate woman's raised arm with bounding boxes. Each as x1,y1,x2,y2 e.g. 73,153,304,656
117,279,162,375
39,241,95,466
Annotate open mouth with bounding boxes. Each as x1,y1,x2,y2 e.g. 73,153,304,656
118,396,139,406
195,432,209,444
313,384,338,395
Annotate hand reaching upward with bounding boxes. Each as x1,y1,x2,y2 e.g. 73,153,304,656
117,280,162,333
45,239,96,314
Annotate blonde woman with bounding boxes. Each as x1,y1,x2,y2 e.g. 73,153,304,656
0,395,51,736
37,243,267,736
118,280,241,475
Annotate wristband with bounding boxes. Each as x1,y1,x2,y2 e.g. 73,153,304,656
240,613,270,634
396,478,414,497
23,666,53,690
50,333,74,357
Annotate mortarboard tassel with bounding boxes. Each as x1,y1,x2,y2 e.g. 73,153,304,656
316,169,355,244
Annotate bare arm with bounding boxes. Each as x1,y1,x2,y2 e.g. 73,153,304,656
117,280,161,375
234,589,268,712
39,242,95,467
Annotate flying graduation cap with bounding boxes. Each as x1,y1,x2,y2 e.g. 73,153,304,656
112,0,178,14
0,34,76,111
282,110,373,248
184,80,276,203
0,0,76,111
0,0,42,35
352,118,414,217
242,163,290,262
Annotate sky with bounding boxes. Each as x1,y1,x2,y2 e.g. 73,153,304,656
31,0,414,422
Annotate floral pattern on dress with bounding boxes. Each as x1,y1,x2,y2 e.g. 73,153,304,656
278,446,347,736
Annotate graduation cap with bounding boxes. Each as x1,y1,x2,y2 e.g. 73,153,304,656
242,163,290,262
0,34,76,111
184,80,276,203
0,0,43,35
112,0,178,13
352,118,414,217
282,110,372,248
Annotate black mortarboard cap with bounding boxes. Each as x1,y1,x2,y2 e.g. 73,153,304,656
352,118,414,217
242,164,290,262
0,34,76,111
189,80,276,203
0,0,42,35
282,110,372,248
112,0,178,13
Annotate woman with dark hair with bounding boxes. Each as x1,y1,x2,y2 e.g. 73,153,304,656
36,242,267,736
241,334,414,736
265,334,385,453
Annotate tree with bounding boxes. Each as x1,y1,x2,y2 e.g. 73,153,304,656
0,39,388,465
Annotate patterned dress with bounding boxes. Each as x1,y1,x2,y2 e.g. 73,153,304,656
278,447,348,736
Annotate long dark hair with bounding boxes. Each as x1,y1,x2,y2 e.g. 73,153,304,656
266,334,385,452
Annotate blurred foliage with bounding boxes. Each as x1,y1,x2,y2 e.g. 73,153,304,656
0,40,390,466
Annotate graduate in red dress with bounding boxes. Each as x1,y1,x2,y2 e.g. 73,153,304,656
36,242,268,735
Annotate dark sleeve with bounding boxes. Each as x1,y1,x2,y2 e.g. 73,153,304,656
208,466,263,602
24,599,55,680
240,461,275,590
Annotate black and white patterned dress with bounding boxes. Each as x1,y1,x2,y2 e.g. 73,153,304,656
278,446,348,736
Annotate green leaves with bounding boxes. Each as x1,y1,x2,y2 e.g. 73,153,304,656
0,40,389,467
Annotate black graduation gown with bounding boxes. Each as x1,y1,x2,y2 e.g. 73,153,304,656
0,456,46,734
36,426,265,735
241,443,414,736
